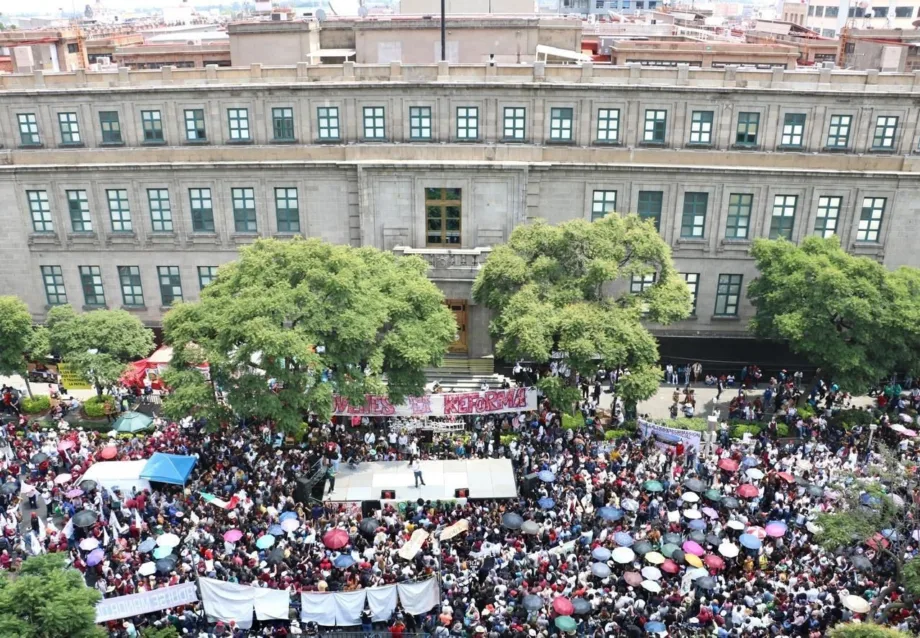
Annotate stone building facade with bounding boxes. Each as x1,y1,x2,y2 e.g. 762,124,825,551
1,61,919,358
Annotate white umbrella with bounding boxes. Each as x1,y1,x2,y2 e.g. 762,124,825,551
79,538,99,551
157,533,181,548
745,468,765,480
806,523,823,535
726,520,745,531
54,473,73,485
641,580,661,593
686,567,709,580
683,508,702,520
842,595,870,613
718,543,739,558
682,492,699,504
641,566,662,581
138,562,156,576
611,547,635,564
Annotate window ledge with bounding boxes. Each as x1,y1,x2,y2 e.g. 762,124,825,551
315,139,342,144
231,233,259,244
105,233,139,245
850,241,884,254
677,237,707,245
159,306,178,312
59,142,85,148
142,140,167,146
226,139,254,145
100,141,125,147
361,138,389,143
452,139,481,144
822,146,850,153
721,238,751,245
121,305,147,312
28,233,60,245
868,147,895,154
593,140,622,146
270,138,298,144
685,143,713,149
501,138,528,144
776,145,804,152
183,139,209,145
731,144,760,151
545,139,575,145
18,143,44,149
82,304,108,311
66,232,99,243
275,231,302,237
639,141,667,147
710,315,741,321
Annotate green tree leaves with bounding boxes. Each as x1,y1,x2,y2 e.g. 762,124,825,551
0,296,34,378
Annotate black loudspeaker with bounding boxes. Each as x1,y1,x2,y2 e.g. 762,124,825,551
294,477,312,504
454,488,469,498
362,500,381,518
419,429,434,444
381,489,395,499
521,473,539,499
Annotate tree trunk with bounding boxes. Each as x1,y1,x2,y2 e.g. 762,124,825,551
23,377,33,400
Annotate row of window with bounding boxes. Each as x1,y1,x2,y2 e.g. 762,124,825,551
40,264,218,309
631,272,743,318
11,105,905,152
809,4,917,17
591,190,886,243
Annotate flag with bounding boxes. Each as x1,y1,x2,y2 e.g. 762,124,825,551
109,511,121,538
190,511,200,526
30,533,42,556
38,520,46,541
201,492,239,510
62,518,74,539
134,509,143,531
103,526,110,547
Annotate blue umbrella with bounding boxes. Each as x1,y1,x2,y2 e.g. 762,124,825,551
138,538,157,554
739,533,762,550
256,535,275,549
645,621,667,634
538,497,555,510
742,456,760,467
615,532,634,547
591,562,611,578
688,519,706,531
882,528,900,540
592,547,611,561
538,470,556,483
280,511,298,522
152,546,172,559
333,554,355,569
597,507,624,521
268,525,284,536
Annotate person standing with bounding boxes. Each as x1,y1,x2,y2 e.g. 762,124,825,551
692,362,702,384
716,377,724,401
325,458,337,495
410,456,426,487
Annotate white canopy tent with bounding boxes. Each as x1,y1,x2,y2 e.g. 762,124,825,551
80,460,151,495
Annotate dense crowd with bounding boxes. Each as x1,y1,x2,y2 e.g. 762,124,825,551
0,371,917,638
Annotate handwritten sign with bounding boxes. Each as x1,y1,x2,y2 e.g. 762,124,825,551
333,387,537,417
58,362,92,390
95,582,198,623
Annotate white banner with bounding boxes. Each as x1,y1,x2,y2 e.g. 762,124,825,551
333,387,537,417
301,579,439,626
200,578,255,630
638,418,701,452
95,582,198,623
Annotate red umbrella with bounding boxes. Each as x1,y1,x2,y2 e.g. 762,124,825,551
660,559,680,574
703,554,725,570
323,528,350,550
776,472,795,484
866,533,889,551
718,458,739,472
57,440,75,452
736,484,759,498
624,571,643,586
552,597,574,616
99,446,117,460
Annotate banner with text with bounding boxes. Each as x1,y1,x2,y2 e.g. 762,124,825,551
333,387,538,417
638,418,702,452
96,582,198,623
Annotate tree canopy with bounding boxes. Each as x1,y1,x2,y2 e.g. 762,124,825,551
45,305,155,395
748,236,920,391
162,237,456,432
0,553,104,638
828,624,913,638
0,296,34,378
472,215,692,408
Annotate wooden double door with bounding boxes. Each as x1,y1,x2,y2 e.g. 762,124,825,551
446,299,468,354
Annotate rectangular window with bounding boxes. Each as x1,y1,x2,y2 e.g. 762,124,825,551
872,116,898,149
272,107,295,141
363,106,386,140
158,266,183,307
597,108,620,143
27,190,53,233
683,273,699,313
725,193,753,239
58,112,81,144
184,109,207,141
895,6,914,17
781,113,806,147
317,106,341,140
198,266,218,290
67,190,92,232
814,196,842,238
147,189,173,233
503,107,525,141
770,194,798,240
735,112,760,146
637,190,663,231
18,113,40,146
409,106,433,140
680,192,708,238
118,266,144,307
231,187,257,233
857,197,886,242
714,274,743,317
79,266,105,307
275,187,300,233
689,111,713,145
630,273,656,294
643,109,667,143
189,188,214,232
591,190,617,221
106,189,132,233
99,111,122,144
425,187,462,246
456,107,479,140
141,110,164,142
549,107,574,142
227,108,250,141
826,6,838,16
826,114,851,148
41,266,67,306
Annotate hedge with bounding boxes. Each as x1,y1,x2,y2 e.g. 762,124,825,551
83,395,115,418
561,413,586,431
604,429,632,441
21,395,51,414
830,408,877,431
499,434,519,446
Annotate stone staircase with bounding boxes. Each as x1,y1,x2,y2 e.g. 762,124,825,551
423,356,511,392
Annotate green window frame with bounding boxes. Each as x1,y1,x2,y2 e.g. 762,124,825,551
425,187,462,246
184,109,207,141
456,107,479,140
79,265,105,307
272,107,295,141
643,109,667,143
317,106,340,140
735,112,760,146
118,266,145,307
725,193,752,239
503,107,525,141
275,187,300,233
99,111,122,144
141,110,164,142
147,188,173,233
857,197,886,242
781,113,806,147
630,273,656,294
637,190,663,231
409,106,433,140
58,112,81,144
189,188,214,232
814,196,841,238
106,189,132,233
157,266,183,307
714,274,743,317
231,187,257,233
363,106,386,140
872,116,898,150
769,194,797,240
689,111,713,145
591,190,617,221
826,114,851,148
549,107,574,142
680,192,708,238
41,265,67,306
67,190,92,232
18,113,40,146
596,108,619,143
198,266,218,290
227,108,250,141
27,190,53,233
683,273,699,313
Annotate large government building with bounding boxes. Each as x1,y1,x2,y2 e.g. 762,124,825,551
1,60,919,359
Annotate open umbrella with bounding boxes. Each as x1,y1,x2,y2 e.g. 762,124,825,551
268,524,285,536
704,489,722,502
611,547,635,564
359,519,379,538
592,547,611,561
705,534,722,547
643,480,663,492
641,580,661,593
20,483,35,496
279,511,298,522
99,446,118,460
223,529,244,543
597,507,624,521
624,571,643,586
523,595,543,611
660,559,679,574
721,497,740,510
323,528,349,549
256,535,275,549
57,439,75,452
621,498,639,512
30,452,49,464
682,492,700,504
641,566,662,581
87,548,105,566
686,567,709,580
538,497,555,510
726,520,745,531
538,470,555,483
502,512,524,530
333,554,355,569
79,479,97,492
739,534,762,550
736,484,759,498
682,540,704,556
521,520,541,535
671,549,686,564
73,510,98,527
138,562,156,576
645,621,667,635
281,518,300,533
717,458,739,472
554,616,577,632
112,411,153,434
689,531,706,544
683,478,706,493
591,562,611,578
54,473,73,485
0,482,17,496
696,576,717,590
660,543,678,558
745,468,765,480
843,595,870,613
742,456,760,467
632,541,653,556
157,533,181,548
683,509,702,520
806,522,823,535
267,548,286,565
703,554,725,570
153,546,173,559
850,554,873,571
552,597,575,616
155,556,177,574
765,521,788,537
776,471,795,484
79,538,99,551
807,485,824,498
572,598,592,615
702,506,719,519
687,519,706,531
685,554,704,568
645,551,665,565
138,538,157,553
663,532,683,545
615,532,634,547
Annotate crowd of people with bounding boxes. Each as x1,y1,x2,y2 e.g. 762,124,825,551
0,368,916,638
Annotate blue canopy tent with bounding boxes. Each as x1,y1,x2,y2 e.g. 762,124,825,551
140,453,197,486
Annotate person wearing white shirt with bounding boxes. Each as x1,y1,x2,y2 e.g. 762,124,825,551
410,457,426,487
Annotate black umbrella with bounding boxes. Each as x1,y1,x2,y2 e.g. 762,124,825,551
689,531,706,544
671,549,686,564
683,478,706,493
0,482,17,496
359,518,378,538
850,554,873,571
155,556,178,574
632,541,653,556
267,548,286,565
721,497,740,509
572,598,592,615
796,476,809,486
502,512,524,530
696,576,717,589
807,485,824,498
30,452,48,464
663,532,683,545
523,594,543,611
706,534,722,547
79,480,97,492
73,510,98,528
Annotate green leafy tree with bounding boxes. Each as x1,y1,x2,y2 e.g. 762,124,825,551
46,305,155,396
748,236,920,392
0,553,104,638
472,215,691,412
141,626,180,638
0,296,35,395
162,238,456,432
828,624,913,638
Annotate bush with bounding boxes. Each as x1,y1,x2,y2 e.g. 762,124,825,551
83,395,114,418
619,420,638,432
831,408,877,431
605,429,632,441
797,404,816,420
562,413,586,430
499,434,519,446
730,424,762,439
21,395,51,414
676,417,710,432
775,422,791,438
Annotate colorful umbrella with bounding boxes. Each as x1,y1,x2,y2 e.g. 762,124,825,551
776,471,795,484
523,595,543,611
54,473,73,485
571,598,592,616
683,478,706,492
99,446,118,460
662,533,683,545
552,597,575,616
704,489,722,502
624,571,643,586
86,548,105,566
323,528,349,549
614,532,634,547
703,554,725,570
268,525,284,536
281,518,300,533
256,535,276,549
765,521,788,537
65,488,84,498
554,616,576,632
591,562,611,578
721,497,740,509
138,538,157,553
689,531,706,544
745,526,767,541
333,554,355,569
660,543,678,558
57,439,75,451
717,458,739,472
687,519,706,531
279,511,298,522
745,468,765,480
645,551,665,565
660,559,679,574
643,480,663,492
502,512,524,530
79,538,99,551
702,506,719,519
641,580,661,593
739,533,762,550
538,470,555,483
736,484,759,498
521,520,540,535
153,546,172,559
632,541,653,556
682,540,704,556
223,529,244,543
592,547,611,561
645,621,667,635
538,497,555,510
597,507,623,521
718,543,739,558
685,554,703,568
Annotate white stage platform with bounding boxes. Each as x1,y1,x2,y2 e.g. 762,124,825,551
327,459,518,502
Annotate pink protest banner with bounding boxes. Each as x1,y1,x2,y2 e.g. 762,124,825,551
332,387,538,417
